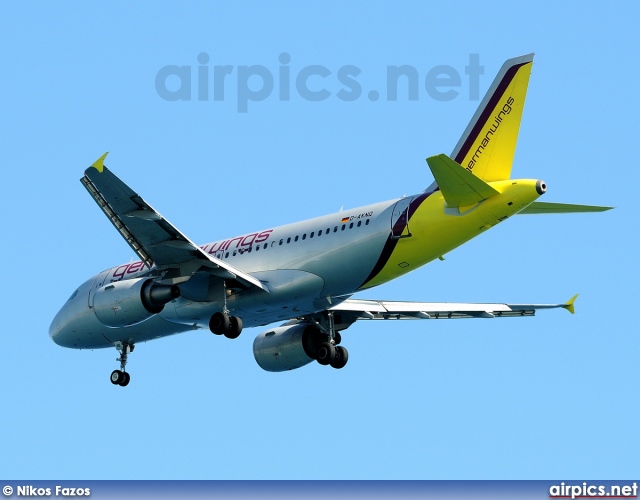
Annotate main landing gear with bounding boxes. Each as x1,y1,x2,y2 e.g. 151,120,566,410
316,335,349,369
209,311,243,339
110,342,133,387
208,281,243,339
304,312,349,369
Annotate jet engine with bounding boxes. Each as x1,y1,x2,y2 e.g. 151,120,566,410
253,323,326,372
93,278,180,328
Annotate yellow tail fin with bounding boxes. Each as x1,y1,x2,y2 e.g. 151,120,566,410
451,54,534,182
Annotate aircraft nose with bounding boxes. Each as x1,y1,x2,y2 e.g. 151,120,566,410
49,287,86,348
49,303,71,347
49,281,111,349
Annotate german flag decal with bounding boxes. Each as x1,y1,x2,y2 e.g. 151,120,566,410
341,217,350,223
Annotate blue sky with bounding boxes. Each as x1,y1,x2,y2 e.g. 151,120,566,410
0,2,637,480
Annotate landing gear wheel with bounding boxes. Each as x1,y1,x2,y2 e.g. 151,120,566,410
330,346,349,369
119,372,131,387
111,370,124,385
209,312,230,335
111,342,133,387
224,316,243,339
316,342,336,365
334,331,342,345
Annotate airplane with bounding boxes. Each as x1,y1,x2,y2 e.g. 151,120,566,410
49,54,611,386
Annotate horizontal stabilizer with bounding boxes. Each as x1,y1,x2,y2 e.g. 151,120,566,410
426,154,499,208
518,202,613,214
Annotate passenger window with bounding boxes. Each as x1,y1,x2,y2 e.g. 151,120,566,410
264,243,268,249
310,232,314,238
326,228,330,234
334,226,338,232
287,237,291,243
295,235,299,242
302,234,306,240
225,252,229,258
349,223,353,229
357,220,362,227
279,239,283,245
341,225,346,231
366,219,370,225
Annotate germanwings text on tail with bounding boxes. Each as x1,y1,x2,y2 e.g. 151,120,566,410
50,54,611,386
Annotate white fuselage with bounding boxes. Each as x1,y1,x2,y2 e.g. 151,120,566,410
50,196,407,349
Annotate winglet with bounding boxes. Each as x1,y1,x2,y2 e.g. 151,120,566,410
563,294,578,314
90,152,109,173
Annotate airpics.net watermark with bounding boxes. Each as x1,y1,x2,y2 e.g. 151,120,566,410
155,52,485,112
549,482,638,499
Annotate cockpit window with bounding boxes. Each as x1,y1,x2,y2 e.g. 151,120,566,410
67,289,79,302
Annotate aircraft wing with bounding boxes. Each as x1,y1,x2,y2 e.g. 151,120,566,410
329,295,577,322
80,153,268,292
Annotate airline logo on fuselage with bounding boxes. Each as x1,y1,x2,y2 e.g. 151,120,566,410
109,229,274,281
201,229,273,255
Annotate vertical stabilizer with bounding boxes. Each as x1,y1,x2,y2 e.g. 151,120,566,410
451,54,534,182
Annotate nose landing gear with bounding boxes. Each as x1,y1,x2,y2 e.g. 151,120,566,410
110,342,133,387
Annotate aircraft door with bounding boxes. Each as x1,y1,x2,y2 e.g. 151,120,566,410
391,197,413,239
87,269,110,308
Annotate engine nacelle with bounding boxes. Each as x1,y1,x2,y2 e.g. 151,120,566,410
253,323,325,372
93,278,180,328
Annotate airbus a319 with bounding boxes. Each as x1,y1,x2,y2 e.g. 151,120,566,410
50,54,611,386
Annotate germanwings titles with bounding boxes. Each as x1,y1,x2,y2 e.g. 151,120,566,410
50,54,611,386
